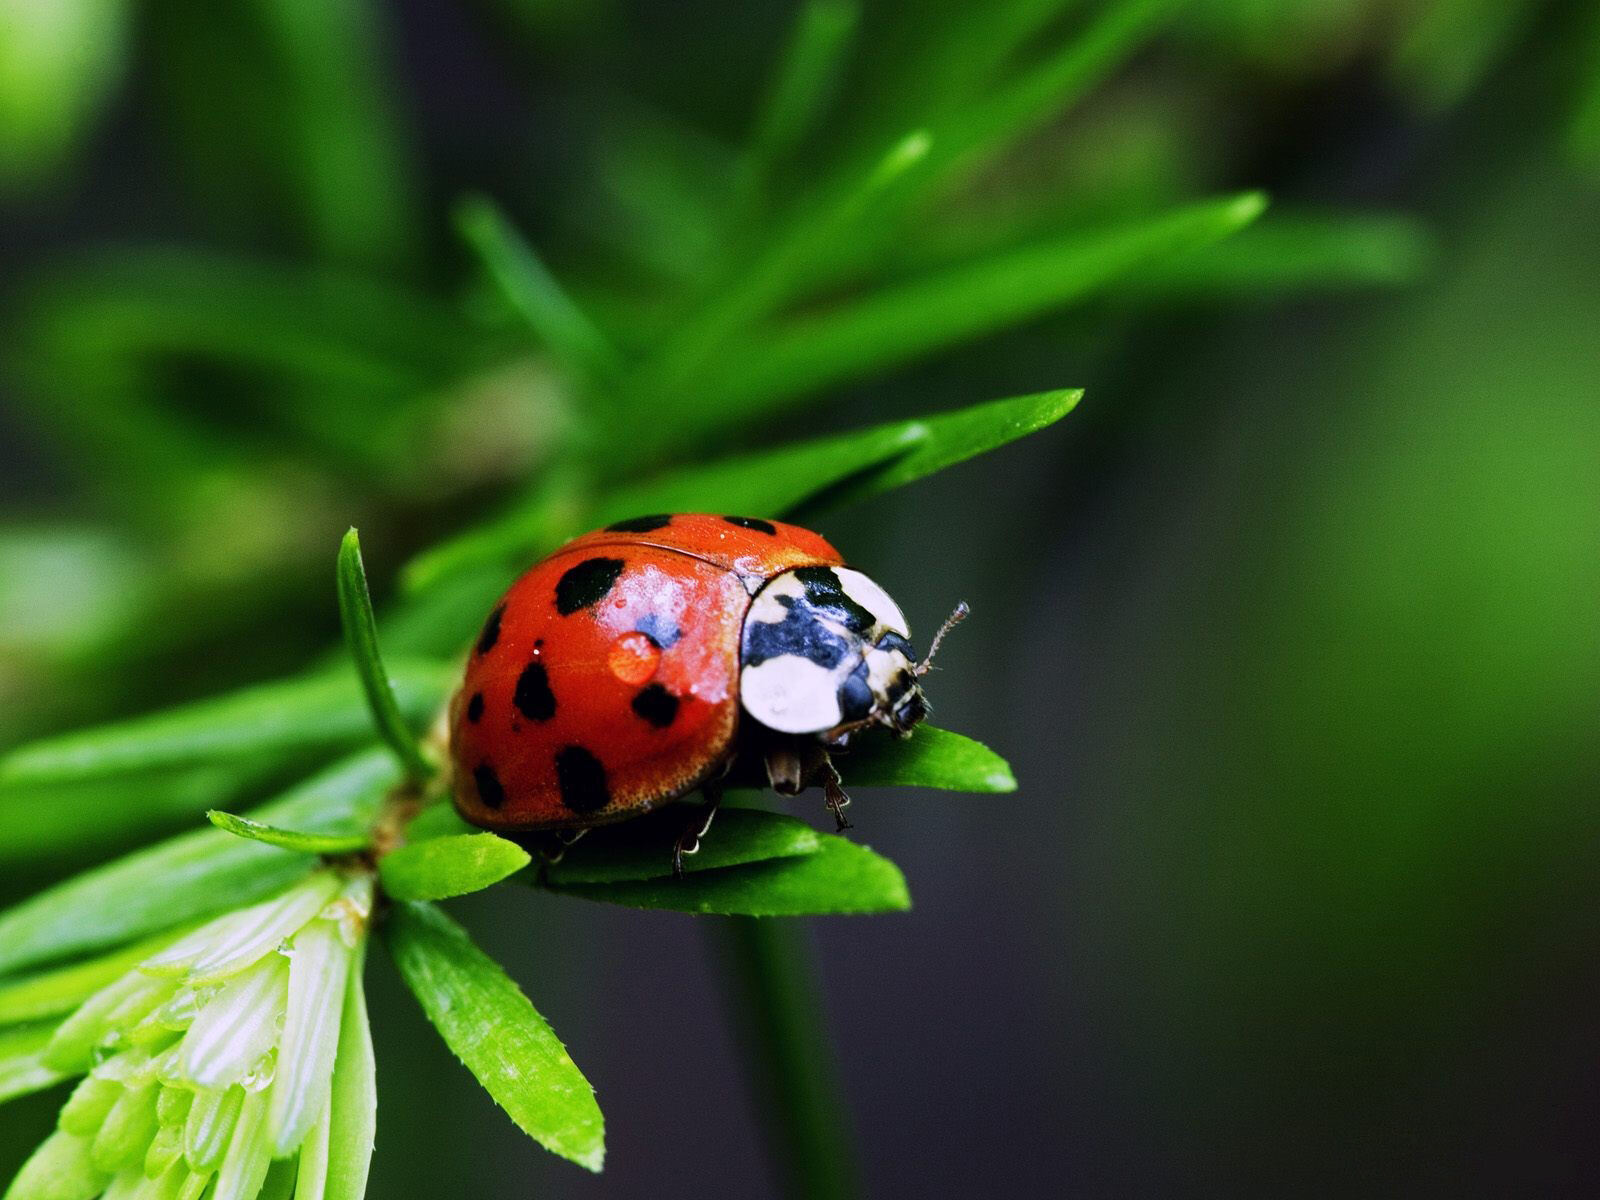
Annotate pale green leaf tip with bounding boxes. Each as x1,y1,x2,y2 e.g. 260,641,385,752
1229,191,1270,226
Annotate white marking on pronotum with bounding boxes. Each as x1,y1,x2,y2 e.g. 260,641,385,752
836,568,909,636
740,655,845,734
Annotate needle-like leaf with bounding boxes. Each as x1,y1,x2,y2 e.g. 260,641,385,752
336,528,433,782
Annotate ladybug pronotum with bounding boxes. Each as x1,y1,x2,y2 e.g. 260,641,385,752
448,513,965,872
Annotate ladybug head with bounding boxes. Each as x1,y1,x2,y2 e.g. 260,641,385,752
739,568,964,742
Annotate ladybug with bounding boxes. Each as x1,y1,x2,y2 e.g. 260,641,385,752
448,513,965,872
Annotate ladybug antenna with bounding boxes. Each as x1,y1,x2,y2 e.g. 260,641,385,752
916,601,969,676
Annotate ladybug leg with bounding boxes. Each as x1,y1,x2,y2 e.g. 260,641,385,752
820,760,852,831
672,781,723,880
535,827,587,868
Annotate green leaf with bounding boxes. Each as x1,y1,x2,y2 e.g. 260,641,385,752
321,943,376,1200
385,902,604,1171
402,803,478,842
542,806,822,885
549,834,909,916
695,195,1265,419
1117,212,1436,297
0,755,298,866
829,726,1017,792
0,929,188,1025
0,1021,66,1105
456,195,620,381
205,811,370,856
402,388,1077,589
378,834,531,902
337,529,434,782
742,0,859,182
0,750,397,977
0,659,451,787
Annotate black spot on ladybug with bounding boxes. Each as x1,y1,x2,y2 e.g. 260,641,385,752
513,661,556,721
476,605,505,655
634,612,681,649
555,557,626,616
473,763,506,810
605,514,672,533
723,515,776,535
555,746,610,812
465,692,485,723
793,565,875,634
630,683,679,728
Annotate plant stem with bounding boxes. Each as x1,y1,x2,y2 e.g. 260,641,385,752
715,917,861,1200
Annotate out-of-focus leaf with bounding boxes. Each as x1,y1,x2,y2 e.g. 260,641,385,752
403,388,1077,590
629,130,932,412
456,195,621,381
742,0,860,186
1117,213,1435,297
0,1021,65,1105
385,902,604,1171
0,755,300,866
0,930,187,1025
541,806,822,885
0,751,397,977
0,0,128,189
205,811,370,856
337,529,433,781
378,834,531,901
1569,7,1600,176
321,945,375,1200
831,726,1017,792
403,804,478,842
0,660,450,787
694,194,1264,420
550,834,908,916
1389,0,1541,111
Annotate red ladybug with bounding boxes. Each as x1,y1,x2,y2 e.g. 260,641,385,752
448,513,964,871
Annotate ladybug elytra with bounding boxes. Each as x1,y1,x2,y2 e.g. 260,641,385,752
447,513,964,871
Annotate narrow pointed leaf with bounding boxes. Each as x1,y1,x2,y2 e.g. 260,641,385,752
385,902,604,1171
541,806,822,885
0,1021,66,1105
377,834,531,902
322,945,375,1200
403,388,1076,588
206,811,370,856
337,529,433,781
698,194,1265,416
456,195,620,380
549,835,908,916
0,661,451,786
825,726,1016,792
744,0,859,176
0,751,396,976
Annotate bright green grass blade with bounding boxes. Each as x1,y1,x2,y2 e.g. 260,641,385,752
743,0,859,181
0,1021,66,1105
1117,212,1436,297
835,726,1017,792
0,755,296,866
788,390,1081,520
548,834,908,916
0,929,188,1025
540,806,822,885
322,943,375,1200
402,387,1074,590
377,834,531,902
695,194,1264,420
628,129,931,412
205,812,370,856
385,902,604,1171
337,529,433,782
456,194,621,381
0,660,451,787
0,750,397,977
